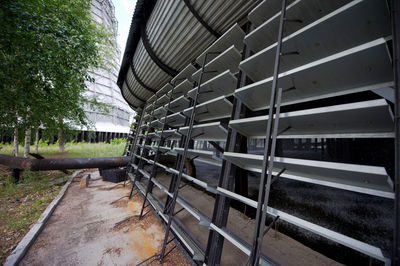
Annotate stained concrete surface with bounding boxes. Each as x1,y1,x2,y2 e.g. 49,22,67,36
20,171,189,266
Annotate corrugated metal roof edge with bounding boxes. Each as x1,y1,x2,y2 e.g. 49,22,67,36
117,0,157,111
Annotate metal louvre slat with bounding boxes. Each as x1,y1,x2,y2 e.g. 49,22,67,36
235,38,393,111
242,0,391,82
228,99,395,139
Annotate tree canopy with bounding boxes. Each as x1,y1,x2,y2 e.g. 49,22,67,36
0,0,112,138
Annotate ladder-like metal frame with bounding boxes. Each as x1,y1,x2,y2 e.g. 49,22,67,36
124,106,147,189
129,96,159,199
138,81,179,218
158,52,219,263
126,1,400,264
123,127,134,156
248,0,300,264
204,27,250,265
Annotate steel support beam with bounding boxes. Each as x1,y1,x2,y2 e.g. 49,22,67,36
182,0,221,38
392,0,400,263
140,24,179,77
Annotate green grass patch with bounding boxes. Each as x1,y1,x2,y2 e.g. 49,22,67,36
0,139,127,263
0,168,69,263
0,138,127,158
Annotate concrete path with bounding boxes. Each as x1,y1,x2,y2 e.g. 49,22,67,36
20,171,189,266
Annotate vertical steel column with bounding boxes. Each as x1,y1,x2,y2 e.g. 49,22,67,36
392,0,400,264
139,82,177,218
159,53,215,262
204,29,251,265
248,0,287,265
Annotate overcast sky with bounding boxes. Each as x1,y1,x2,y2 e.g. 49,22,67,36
112,0,137,62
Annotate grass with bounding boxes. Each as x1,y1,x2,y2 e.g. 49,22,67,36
0,168,68,263
0,138,127,158
0,139,127,264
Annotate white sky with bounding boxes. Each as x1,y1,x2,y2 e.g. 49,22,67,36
112,0,137,62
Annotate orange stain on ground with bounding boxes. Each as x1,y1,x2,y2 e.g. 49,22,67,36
130,229,157,259
127,201,139,214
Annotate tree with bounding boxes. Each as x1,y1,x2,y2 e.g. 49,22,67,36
0,0,113,155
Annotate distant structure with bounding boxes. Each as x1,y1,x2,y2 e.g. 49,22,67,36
82,0,132,141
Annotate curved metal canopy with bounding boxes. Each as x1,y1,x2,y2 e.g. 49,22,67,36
117,0,260,110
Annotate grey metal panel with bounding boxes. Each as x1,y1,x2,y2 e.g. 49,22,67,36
229,99,394,139
168,95,191,113
155,93,171,108
156,83,173,97
247,0,295,28
174,147,214,158
192,45,242,83
245,0,351,53
147,94,157,104
183,96,233,122
171,63,198,83
172,79,194,99
167,167,209,189
158,129,182,140
147,132,160,139
149,119,164,130
162,112,186,127
235,38,393,111
193,157,223,167
187,70,237,103
196,23,245,65
153,106,167,119
209,223,251,256
214,188,388,262
174,148,222,167
179,122,228,141
223,152,394,198
242,0,391,81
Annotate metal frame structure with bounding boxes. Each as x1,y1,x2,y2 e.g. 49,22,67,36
122,0,398,265
392,0,400,264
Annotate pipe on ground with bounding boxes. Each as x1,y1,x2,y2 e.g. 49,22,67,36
0,154,130,171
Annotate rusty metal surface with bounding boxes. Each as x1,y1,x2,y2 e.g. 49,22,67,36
0,155,130,171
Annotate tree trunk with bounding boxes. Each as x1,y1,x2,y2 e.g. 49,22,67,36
13,127,18,157
24,128,31,158
58,117,65,153
35,129,39,153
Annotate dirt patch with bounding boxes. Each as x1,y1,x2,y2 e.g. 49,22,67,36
96,184,125,191
111,198,129,208
103,247,122,256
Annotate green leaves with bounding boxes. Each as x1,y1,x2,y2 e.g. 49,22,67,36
0,0,111,134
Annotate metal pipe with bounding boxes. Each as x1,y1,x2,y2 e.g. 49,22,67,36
0,155,130,171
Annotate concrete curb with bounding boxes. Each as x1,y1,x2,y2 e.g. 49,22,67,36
4,170,84,266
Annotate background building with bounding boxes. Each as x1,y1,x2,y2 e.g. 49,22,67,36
83,0,133,141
